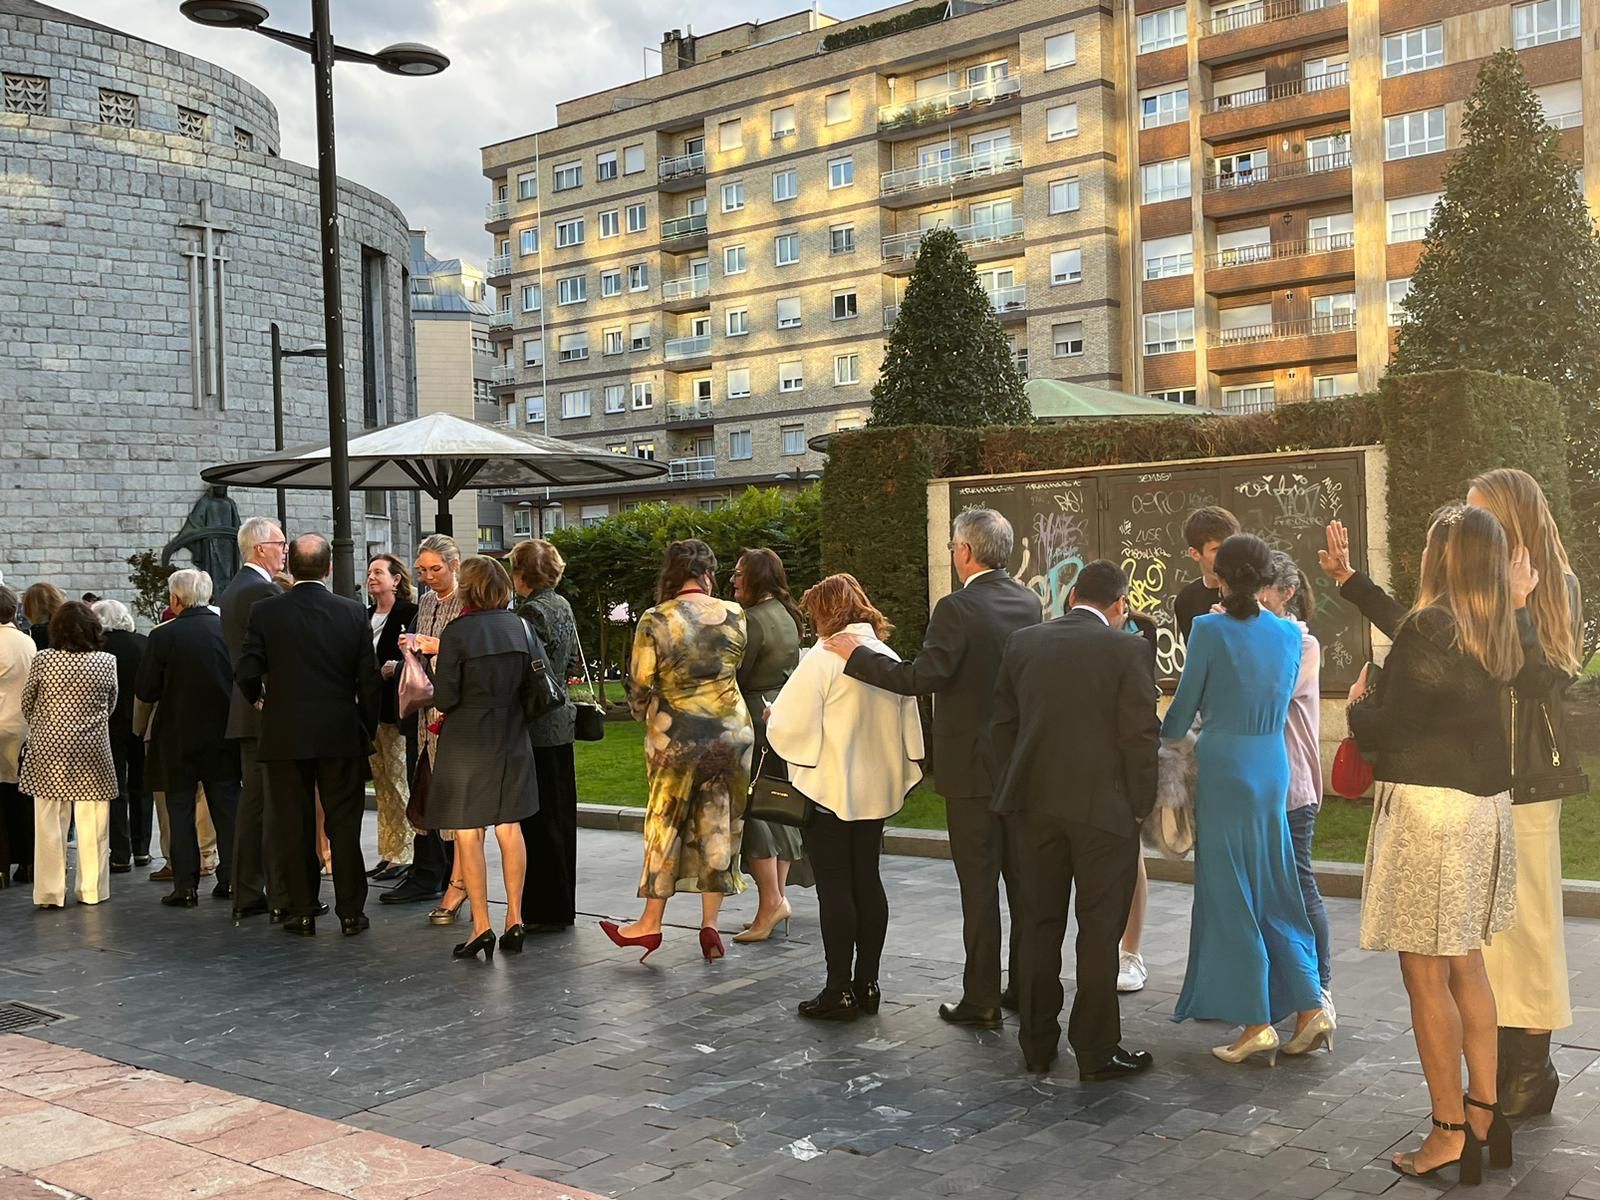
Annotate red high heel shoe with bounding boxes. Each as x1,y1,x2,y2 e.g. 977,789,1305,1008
599,919,662,963
699,926,725,961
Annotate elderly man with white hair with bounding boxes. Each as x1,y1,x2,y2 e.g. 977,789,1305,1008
134,568,242,907
92,599,153,873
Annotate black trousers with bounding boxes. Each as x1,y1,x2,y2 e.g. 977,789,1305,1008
166,778,240,893
1013,811,1140,1069
803,806,889,990
265,757,367,919
109,731,152,866
522,743,577,925
946,796,1021,1008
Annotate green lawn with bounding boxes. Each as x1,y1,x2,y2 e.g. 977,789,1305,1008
578,722,1600,877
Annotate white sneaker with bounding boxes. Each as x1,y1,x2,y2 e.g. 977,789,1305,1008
1117,951,1147,993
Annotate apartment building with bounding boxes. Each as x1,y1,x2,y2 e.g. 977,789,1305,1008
1124,0,1599,412
481,0,1123,528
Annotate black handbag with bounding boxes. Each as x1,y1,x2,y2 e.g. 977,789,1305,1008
520,618,564,724
572,637,606,742
747,746,811,828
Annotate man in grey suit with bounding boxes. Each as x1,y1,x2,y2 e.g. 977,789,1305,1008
827,507,1041,1028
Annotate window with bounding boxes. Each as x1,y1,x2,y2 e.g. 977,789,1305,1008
1049,177,1081,214
1141,158,1191,204
719,118,742,151
771,105,796,138
520,227,539,256
522,338,543,366
556,217,585,247
777,297,802,329
1222,384,1275,414
726,308,749,336
826,91,851,125
830,224,856,255
600,270,622,297
99,88,137,128
560,389,590,419
597,150,618,181
556,274,586,305
1143,309,1196,355
773,169,798,202
834,354,860,385
730,430,754,460
603,328,624,356
1046,104,1079,141
631,382,654,409
234,126,254,151
775,233,800,266
635,441,656,460
553,161,582,190
623,144,645,174
525,394,546,423
3,73,48,115
630,321,652,351
721,182,745,212
1514,0,1579,47
728,368,752,398
604,384,627,412
1140,86,1188,131
517,171,537,200
1048,321,1083,357
627,263,649,291
1386,109,1445,160
1388,278,1412,325
779,361,804,392
178,106,207,138
828,156,855,190
1044,31,1077,69
1050,249,1083,285
1138,6,1185,52
520,284,541,312
1151,388,1198,406
599,210,620,239
557,332,588,362
624,203,647,234
1387,193,1440,243
1314,373,1360,399
1143,233,1194,280
781,425,806,455
724,244,747,275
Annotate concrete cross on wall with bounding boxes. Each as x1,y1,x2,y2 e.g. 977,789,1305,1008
179,198,230,411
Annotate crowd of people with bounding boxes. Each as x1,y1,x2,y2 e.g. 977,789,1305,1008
0,463,1581,1189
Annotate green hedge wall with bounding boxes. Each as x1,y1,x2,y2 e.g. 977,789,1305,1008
820,369,1569,652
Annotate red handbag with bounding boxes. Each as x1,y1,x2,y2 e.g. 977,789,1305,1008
1331,736,1373,800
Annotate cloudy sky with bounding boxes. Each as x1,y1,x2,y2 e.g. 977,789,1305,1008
69,0,882,266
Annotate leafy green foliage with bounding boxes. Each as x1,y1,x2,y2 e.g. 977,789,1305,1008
870,228,1030,429
821,3,945,52
1389,48,1600,651
126,550,177,623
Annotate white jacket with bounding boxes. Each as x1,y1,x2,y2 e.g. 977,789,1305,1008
0,624,38,784
766,623,925,821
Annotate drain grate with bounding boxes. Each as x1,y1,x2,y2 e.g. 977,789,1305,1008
0,1001,66,1034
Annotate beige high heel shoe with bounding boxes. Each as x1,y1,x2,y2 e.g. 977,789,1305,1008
733,899,792,943
1282,1009,1336,1056
1212,1026,1280,1066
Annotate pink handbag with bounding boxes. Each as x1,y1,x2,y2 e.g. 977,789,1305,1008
397,645,433,719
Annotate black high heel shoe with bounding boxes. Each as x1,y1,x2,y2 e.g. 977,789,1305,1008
1466,1095,1513,1170
500,924,526,953
1392,1113,1481,1186
453,928,496,960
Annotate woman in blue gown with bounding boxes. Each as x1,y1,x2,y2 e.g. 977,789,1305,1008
1161,534,1331,1064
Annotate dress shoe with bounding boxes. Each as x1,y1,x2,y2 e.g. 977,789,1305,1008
341,914,370,937
149,864,173,882
160,889,199,908
280,916,316,936
798,987,859,1022
211,881,232,900
380,875,443,905
1080,1047,1155,1082
939,1001,1002,1029
232,899,270,920
110,861,132,875
999,986,1019,1012
373,862,408,882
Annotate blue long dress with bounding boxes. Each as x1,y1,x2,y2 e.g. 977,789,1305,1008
1162,610,1322,1025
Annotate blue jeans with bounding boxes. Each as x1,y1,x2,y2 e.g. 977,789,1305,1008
1287,804,1332,992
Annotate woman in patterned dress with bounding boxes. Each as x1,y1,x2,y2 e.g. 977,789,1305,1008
600,539,753,962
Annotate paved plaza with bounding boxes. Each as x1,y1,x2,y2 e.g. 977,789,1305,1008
5,820,1600,1199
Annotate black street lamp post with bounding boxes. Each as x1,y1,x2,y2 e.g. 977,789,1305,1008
268,321,325,530
181,0,448,596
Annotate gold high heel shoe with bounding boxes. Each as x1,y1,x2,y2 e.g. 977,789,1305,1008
1212,1026,1280,1066
733,899,792,944
429,881,468,926
1282,1009,1336,1056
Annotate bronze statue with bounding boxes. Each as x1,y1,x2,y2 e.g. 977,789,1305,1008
161,485,242,594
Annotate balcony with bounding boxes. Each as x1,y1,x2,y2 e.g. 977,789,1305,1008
485,198,510,223
1201,151,1352,217
884,283,1026,327
882,216,1024,266
1204,233,1354,293
485,252,512,278
665,398,716,425
661,274,712,312
1199,0,1349,66
664,334,712,362
489,309,513,331
667,456,717,481
659,150,706,191
876,75,1023,140
879,146,1024,207
661,212,709,250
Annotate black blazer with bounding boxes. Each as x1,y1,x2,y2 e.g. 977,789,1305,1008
103,628,148,737
989,609,1160,836
236,583,380,762
220,565,282,740
368,598,419,726
843,570,1041,800
134,607,240,789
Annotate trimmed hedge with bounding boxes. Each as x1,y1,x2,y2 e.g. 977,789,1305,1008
820,370,1569,652
821,3,946,52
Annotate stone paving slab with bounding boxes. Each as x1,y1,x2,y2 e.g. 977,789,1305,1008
2,817,1600,1197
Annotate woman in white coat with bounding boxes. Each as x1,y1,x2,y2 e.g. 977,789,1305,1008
768,574,924,1023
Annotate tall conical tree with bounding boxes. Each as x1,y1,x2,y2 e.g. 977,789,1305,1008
869,227,1030,427
1389,47,1600,650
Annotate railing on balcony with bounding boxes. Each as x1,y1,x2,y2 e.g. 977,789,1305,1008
491,364,519,385
489,309,513,330
1205,68,1349,113
1208,312,1356,347
485,198,510,221
882,216,1024,261
662,275,711,303
876,74,1024,131
665,398,715,423
1201,0,1346,37
664,334,712,360
661,213,709,241
659,150,706,181
1204,232,1353,269
1203,150,1350,193
668,456,717,481
486,252,512,276
1012,350,1030,379
884,283,1026,326
881,145,1024,196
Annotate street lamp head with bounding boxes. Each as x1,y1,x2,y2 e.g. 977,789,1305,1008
372,42,450,76
179,0,269,29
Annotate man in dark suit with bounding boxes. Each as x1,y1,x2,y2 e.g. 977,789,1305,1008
237,533,380,937
991,560,1159,1080
218,516,294,921
828,507,1040,1028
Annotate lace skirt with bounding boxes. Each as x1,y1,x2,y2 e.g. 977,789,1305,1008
1360,781,1516,956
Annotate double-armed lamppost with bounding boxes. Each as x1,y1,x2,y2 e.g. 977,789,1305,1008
179,0,448,596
